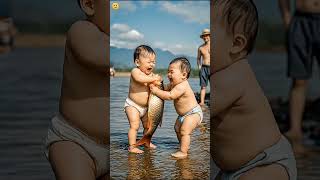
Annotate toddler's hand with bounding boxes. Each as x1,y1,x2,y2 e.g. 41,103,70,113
149,84,159,93
149,83,155,89
154,74,162,82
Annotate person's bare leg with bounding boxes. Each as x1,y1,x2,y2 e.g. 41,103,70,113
49,141,96,180
125,107,143,153
286,79,308,140
199,87,206,106
238,164,288,180
285,79,309,155
141,114,156,149
174,119,182,143
172,114,199,158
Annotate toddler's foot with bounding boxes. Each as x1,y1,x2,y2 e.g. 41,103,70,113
171,151,187,158
128,146,144,154
144,142,157,149
150,142,157,149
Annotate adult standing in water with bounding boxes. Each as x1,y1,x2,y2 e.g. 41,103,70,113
197,29,210,107
279,0,320,155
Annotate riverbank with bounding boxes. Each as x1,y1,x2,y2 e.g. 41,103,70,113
13,34,288,51
113,71,131,77
15,34,66,47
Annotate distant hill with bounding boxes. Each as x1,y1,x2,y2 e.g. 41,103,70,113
111,46,197,69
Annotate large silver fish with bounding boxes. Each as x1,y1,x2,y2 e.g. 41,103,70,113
135,82,164,147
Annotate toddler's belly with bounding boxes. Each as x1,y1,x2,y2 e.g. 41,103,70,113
128,93,149,107
213,131,281,170
60,97,109,144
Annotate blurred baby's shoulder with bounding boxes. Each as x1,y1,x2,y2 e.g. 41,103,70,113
67,20,100,39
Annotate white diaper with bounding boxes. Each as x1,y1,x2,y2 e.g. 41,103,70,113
124,97,148,117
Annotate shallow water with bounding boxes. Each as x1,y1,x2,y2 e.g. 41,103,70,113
110,77,210,179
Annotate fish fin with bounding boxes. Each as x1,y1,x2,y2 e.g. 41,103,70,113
135,135,151,147
159,117,163,127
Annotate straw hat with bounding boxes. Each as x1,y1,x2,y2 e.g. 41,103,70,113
200,29,210,38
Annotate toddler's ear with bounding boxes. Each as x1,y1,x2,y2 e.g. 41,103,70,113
79,0,95,16
134,59,140,67
230,34,247,55
182,72,188,79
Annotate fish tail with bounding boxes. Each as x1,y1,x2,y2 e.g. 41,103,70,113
135,135,151,147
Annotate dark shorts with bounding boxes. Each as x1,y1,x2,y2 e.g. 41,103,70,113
200,65,210,87
287,11,320,79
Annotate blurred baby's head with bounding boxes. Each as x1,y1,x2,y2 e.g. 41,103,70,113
215,0,258,54
212,0,258,71
77,0,108,34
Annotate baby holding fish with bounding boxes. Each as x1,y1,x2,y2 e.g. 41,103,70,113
124,45,162,154
150,57,203,158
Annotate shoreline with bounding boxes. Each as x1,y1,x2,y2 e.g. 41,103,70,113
112,71,201,78
13,34,286,52
113,72,131,77
15,34,66,48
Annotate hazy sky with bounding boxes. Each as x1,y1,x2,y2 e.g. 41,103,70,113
110,0,210,57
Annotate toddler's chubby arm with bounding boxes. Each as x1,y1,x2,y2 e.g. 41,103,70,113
131,68,162,84
212,70,244,116
150,82,185,100
67,21,108,74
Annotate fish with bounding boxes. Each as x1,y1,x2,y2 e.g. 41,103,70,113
135,81,164,148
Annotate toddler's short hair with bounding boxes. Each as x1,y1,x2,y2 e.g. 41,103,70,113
133,45,156,62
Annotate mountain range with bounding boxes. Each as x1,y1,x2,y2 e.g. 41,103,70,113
111,46,198,69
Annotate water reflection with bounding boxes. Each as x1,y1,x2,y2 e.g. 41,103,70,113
174,158,194,180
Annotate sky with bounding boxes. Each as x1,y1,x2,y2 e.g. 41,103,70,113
110,0,210,57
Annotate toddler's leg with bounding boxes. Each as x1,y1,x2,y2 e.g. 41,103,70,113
49,141,96,180
172,114,200,158
174,119,182,143
125,106,143,153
